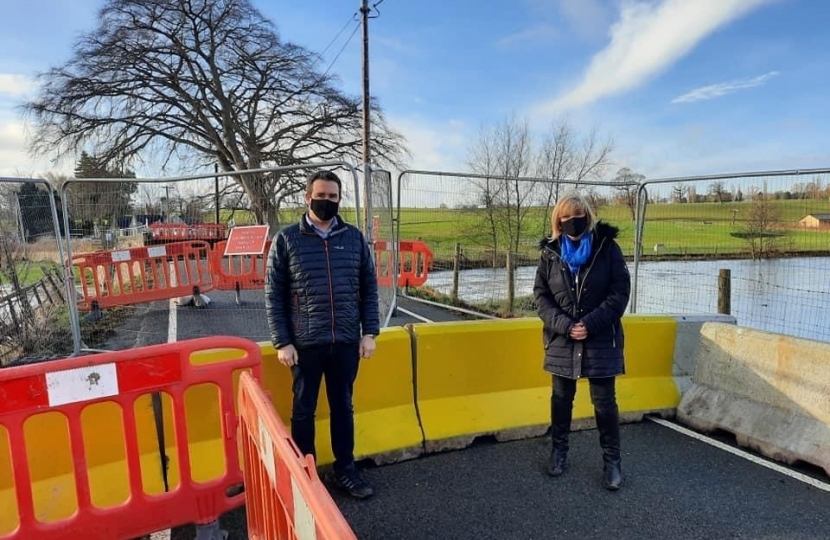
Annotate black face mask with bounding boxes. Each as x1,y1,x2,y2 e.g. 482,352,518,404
561,216,588,237
310,198,339,221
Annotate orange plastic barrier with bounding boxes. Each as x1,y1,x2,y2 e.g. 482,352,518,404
146,223,227,243
374,240,433,287
210,240,270,292
237,372,358,540
72,240,214,311
0,336,262,540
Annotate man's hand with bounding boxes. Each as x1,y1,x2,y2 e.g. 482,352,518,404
569,322,588,341
277,344,298,366
359,335,376,359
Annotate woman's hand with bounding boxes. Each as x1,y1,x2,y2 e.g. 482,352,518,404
569,322,588,340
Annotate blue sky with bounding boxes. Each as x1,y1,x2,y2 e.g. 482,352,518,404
0,0,828,180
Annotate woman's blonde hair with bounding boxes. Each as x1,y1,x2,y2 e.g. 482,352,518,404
550,191,597,238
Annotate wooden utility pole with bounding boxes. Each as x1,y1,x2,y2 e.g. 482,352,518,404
360,0,372,237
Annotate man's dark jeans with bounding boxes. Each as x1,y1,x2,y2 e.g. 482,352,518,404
290,343,360,473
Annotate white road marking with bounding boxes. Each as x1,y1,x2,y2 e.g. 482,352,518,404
648,417,830,493
397,306,434,323
153,264,178,540
168,261,177,344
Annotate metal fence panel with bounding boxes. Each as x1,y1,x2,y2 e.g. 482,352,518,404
395,170,635,317
631,168,830,343
59,163,361,356
369,166,396,327
0,177,78,365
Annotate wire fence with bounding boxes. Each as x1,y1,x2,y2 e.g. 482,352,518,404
397,168,830,343
60,163,363,357
1,164,366,364
369,166,396,326
2,165,828,364
0,178,75,365
394,170,638,315
630,169,830,343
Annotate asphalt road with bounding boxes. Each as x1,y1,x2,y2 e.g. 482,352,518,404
328,420,830,540
105,292,830,540
168,419,830,540
104,290,474,350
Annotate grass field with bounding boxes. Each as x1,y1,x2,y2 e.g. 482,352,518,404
392,199,830,263
221,199,830,263
0,263,62,287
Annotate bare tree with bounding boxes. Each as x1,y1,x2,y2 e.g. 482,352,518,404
613,167,645,220
137,185,164,215
739,183,784,259
805,177,824,199
535,120,613,235
467,115,537,315
672,184,687,203
708,181,728,203
23,0,408,230
467,124,505,265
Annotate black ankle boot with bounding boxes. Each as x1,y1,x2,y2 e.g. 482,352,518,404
595,408,622,491
547,397,573,477
603,458,622,491
547,448,568,477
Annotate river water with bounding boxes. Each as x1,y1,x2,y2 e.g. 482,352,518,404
426,257,830,343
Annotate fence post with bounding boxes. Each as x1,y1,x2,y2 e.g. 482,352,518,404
718,268,731,315
451,242,461,302
45,267,65,302
506,250,515,316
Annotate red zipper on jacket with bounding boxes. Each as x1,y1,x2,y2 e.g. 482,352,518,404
324,239,336,342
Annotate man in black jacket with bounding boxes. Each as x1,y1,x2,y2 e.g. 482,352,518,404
265,170,380,499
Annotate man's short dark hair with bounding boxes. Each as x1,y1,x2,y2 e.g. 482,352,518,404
306,170,342,196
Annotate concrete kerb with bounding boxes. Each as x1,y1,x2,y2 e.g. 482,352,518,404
677,322,830,478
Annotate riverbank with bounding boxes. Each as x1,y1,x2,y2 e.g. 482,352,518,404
424,248,830,272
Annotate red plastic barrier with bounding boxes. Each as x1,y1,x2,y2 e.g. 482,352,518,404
238,372,358,540
374,240,433,287
0,336,262,540
209,240,271,291
72,241,214,311
146,223,227,243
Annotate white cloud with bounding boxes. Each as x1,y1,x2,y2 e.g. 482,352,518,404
557,0,611,41
0,119,70,177
498,24,559,48
0,74,36,97
536,0,774,113
389,116,469,172
671,71,779,103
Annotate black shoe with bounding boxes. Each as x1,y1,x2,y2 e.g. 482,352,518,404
546,449,568,477
329,468,374,499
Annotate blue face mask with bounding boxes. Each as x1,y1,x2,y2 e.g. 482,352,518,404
310,198,339,221
561,216,588,237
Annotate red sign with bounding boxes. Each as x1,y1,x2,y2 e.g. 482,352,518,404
224,225,270,256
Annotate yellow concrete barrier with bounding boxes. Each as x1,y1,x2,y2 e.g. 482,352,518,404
678,323,830,477
259,326,423,466
412,315,681,452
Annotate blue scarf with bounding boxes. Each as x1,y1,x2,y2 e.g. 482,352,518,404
560,234,593,274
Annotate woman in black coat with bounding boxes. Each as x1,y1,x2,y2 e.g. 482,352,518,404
533,191,631,491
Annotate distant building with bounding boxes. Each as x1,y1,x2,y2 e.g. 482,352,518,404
798,213,830,228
